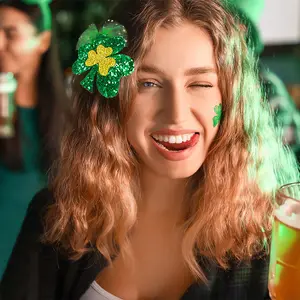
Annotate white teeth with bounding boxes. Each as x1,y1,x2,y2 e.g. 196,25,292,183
175,136,183,144
182,135,188,142
169,136,176,143
152,133,195,144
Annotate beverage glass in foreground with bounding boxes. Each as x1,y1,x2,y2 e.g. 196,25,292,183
0,72,17,138
269,182,300,300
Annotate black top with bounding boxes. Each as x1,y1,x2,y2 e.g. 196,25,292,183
0,189,271,300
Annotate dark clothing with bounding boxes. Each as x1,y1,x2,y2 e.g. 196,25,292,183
0,107,46,279
0,189,271,300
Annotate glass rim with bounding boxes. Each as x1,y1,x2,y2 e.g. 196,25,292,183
279,182,300,191
276,182,300,204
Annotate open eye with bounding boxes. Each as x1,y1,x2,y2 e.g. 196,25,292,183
142,81,157,88
138,80,161,89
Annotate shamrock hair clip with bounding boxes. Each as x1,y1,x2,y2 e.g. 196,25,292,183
72,20,135,98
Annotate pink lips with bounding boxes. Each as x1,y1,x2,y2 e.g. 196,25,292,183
151,133,200,161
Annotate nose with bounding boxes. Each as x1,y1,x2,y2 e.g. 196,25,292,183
0,30,7,51
164,85,190,124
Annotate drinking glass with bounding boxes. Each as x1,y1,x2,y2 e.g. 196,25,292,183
0,72,17,137
269,182,300,300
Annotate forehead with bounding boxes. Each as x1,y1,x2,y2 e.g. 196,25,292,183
141,22,216,74
0,6,33,29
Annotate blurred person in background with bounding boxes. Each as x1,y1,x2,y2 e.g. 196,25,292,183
0,0,66,279
229,0,300,163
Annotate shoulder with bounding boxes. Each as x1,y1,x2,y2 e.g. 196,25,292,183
1,188,104,300
6,188,54,242
29,187,55,212
3,186,54,250
17,188,55,237
0,188,57,299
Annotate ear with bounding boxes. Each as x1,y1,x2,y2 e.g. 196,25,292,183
37,30,52,54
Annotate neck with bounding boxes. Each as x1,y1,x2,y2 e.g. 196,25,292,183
139,166,188,220
15,77,38,108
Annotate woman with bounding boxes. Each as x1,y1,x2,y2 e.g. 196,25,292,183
1,0,299,299
0,0,66,278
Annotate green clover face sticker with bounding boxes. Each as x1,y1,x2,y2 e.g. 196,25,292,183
213,104,222,127
72,24,134,98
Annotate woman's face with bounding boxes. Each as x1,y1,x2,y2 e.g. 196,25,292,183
0,6,46,75
126,22,222,179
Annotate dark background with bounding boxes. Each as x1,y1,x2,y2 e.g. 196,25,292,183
53,0,121,70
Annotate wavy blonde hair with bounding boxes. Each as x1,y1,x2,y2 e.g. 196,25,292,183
44,0,299,281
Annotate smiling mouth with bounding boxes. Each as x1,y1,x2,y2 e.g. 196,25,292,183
151,133,200,152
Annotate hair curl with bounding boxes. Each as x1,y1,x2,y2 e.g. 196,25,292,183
44,0,299,282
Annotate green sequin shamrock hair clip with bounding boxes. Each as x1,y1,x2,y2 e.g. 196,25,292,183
72,20,135,98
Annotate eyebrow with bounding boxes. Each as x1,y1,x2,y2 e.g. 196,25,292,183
138,64,217,76
1,22,33,31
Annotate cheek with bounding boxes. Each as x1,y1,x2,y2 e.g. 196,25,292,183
0,47,19,73
126,111,144,149
204,115,219,146
126,100,154,150
19,37,40,53
193,93,221,142
9,38,39,61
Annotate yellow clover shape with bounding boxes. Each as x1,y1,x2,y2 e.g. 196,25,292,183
85,45,116,76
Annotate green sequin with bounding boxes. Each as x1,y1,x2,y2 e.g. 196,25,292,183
213,104,222,127
72,23,134,98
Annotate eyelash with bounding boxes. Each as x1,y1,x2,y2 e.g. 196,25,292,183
139,81,159,88
138,81,213,89
190,84,213,88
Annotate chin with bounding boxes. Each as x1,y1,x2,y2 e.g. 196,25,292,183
0,64,18,74
149,160,203,179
